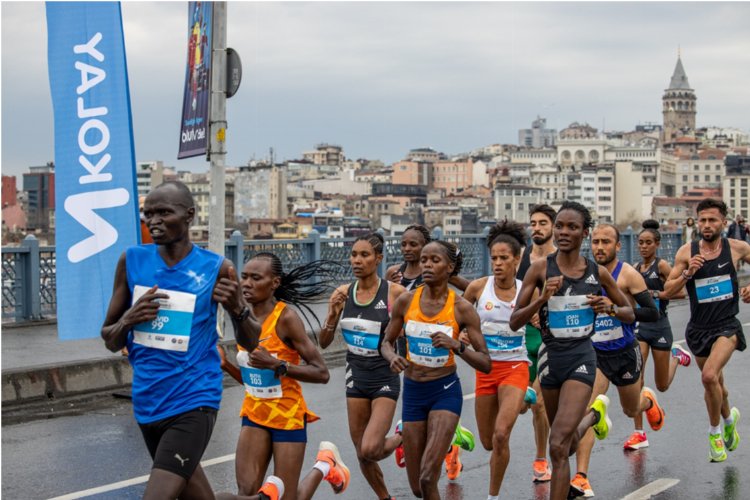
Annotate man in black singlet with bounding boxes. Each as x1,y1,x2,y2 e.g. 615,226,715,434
664,198,750,463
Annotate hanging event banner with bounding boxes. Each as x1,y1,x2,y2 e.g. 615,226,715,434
178,1,213,159
46,2,139,340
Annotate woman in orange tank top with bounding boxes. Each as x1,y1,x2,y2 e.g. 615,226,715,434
381,241,491,500
226,253,351,500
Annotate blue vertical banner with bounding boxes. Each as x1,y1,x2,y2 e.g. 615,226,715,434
178,1,213,159
46,2,139,340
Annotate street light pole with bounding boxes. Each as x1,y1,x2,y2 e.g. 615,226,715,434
208,1,227,255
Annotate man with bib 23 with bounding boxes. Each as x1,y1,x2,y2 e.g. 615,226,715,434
663,198,750,462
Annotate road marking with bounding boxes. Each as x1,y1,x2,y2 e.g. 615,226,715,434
47,453,237,500
620,478,679,500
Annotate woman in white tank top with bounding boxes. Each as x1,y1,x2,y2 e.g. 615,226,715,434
462,219,531,500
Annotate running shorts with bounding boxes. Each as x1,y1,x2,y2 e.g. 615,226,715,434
636,315,673,351
242,416,307,443
685,318,747,359
402,372,462,422
525,324,543,383
345,357,400,401
595,341,642,387
538,340,596,389
476,360,529,396
139,407,217,480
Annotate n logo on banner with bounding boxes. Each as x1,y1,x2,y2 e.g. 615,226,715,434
46,2,139,340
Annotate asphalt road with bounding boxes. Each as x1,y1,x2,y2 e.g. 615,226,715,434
3,301,750,500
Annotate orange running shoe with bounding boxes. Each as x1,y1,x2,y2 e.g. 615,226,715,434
257,475,284,500
623,431,649,450
317,441,350,494
642,387,665,431
394,420,406,468
532,458,552,482
569,472,594,497
444,444,463,480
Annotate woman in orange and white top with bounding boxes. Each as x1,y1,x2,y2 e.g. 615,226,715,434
381,241,491,499
232,252,349,500
461,220,531,500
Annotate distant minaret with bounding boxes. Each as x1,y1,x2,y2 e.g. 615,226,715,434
662,49,697,144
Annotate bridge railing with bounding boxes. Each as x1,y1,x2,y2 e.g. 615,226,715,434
2,227,683,324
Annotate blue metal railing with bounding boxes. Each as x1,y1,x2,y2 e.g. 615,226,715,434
1,228,684,324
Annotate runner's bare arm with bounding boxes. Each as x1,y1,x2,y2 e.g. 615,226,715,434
101,253,168,352
320,284,350,349
658,259,685,299
664,244,696,297
381,292,412,372
455,298,491,374
730,240,750,302
594,265,635,323
509,260,549,331
449,274,471,292
461,277,488,306
269,307,329,384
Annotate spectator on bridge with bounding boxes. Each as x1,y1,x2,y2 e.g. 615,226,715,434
381,240,491,497
683,217,700,244
728,215,748,269
100,181,283,499
321,232,407,500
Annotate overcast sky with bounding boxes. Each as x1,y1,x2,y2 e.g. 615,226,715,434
2,1,750,179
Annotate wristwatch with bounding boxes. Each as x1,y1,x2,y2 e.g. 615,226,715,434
454,342,467,355
233,305,251,322
274,361,289,379
608,304,619,317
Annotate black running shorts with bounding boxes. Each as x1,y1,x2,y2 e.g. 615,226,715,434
636,315,673,352
538,340,597,389
595,341,643,387
685,318,747,359
345,358,400,401
139,407,217,480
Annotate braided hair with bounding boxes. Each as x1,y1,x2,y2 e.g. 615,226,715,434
430,241,464,277
403,224,432,245
558,201,594,230
252,252,342,340
486,218,526,257
640,219,661,243
354,232,385,255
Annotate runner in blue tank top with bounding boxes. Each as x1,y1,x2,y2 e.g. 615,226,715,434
101,181,283,500
571,224,662,497
664,198,750,463
510,202,635,500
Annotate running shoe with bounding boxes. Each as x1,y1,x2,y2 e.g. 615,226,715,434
257,475,284,500
569,473,594,498
709,433,727,462
524,386,538,405
532,458,552,482
445,444,463,480
724,407,741,452
452,422,475,452
671,344,692,367
642,387,665,431
590,395,612,440
623,431,649,450
316,441,350,494
394,420,406,468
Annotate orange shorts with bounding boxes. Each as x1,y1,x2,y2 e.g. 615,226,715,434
475,360,529,396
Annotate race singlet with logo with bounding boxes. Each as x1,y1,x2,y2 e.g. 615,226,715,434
483,322,525,354
237,350,283,399
405,321,453,367
687,239,739,326
477,277,528,362
340,317,381,357
131,285,196,352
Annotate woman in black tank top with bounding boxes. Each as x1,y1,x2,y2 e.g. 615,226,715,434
321,233,407,500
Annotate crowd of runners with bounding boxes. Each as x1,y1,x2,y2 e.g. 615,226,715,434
102,180,749,500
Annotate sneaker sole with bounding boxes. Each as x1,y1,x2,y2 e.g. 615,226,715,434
593,395,611,440
624,440,649,450
710,452,728,463
319,442,350,492
725,408,740,452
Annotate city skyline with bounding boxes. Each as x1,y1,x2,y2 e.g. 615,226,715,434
2,1,750,178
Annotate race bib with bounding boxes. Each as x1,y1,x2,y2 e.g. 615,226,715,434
132,285,196,352
482,321,524,353
405,320,453,368
592,314,624,344
237,350,283,399
695,274,733,304
340,317,381,357
547,295,595,339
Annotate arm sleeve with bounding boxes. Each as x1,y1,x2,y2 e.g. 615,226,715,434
632,290,659,323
